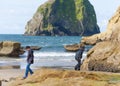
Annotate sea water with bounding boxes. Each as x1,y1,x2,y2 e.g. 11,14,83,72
0,34,87,69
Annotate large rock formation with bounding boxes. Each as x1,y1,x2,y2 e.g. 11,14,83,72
0,41,21,57
9,69,120,86
24,0,100,36
80,6,120,72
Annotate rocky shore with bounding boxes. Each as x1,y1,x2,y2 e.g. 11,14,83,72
8,68,120,86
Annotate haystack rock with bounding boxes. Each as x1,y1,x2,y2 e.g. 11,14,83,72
0,41,21,57
80,6,120,72
24,0,100,36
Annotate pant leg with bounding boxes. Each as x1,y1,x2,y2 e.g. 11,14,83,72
75,61,81,70
24,63,30,78
78,61,81,70
28,64,33,74
75,64,79,70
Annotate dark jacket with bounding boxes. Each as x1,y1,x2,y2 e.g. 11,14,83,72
75,46,85,62
27,49,34,64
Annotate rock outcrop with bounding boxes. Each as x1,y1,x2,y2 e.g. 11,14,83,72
21,46,41,50
80,6,120,72
0,41,21,57
24,0,100,36
64,43,80,52
9,69,120,86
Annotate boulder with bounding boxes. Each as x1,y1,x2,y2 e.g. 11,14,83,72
80,6,120,72
24,0,100,36
64,44,80,52
21,46,41,50
0,41,21,57
30,46,41,50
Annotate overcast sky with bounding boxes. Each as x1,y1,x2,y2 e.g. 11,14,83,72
0,0,120,34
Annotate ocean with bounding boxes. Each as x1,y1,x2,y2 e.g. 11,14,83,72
0,34,87,69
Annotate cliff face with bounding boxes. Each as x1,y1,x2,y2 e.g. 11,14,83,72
24,0,100,36
81,6,120,72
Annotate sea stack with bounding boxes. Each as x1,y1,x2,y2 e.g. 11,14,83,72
81,6,120,72
24,0,100,36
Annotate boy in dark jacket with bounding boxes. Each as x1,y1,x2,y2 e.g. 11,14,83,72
23,46,34,79
75,44,85,70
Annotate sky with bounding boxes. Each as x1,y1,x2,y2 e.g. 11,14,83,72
0,0,120,34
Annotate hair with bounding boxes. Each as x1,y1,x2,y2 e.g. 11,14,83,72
26,46,30,49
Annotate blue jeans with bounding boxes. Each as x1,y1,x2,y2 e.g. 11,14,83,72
24,63,33,78
75,61,81,70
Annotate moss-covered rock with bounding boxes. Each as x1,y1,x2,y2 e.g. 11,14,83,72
24,0,100,36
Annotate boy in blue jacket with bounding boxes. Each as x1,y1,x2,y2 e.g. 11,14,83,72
23,46,34,79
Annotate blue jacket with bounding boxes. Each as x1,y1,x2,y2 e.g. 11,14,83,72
27,49,34,64
75,47,85,61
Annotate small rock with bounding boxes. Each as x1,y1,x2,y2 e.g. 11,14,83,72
64,44,80,52
21,46,41,50
30,46,41,50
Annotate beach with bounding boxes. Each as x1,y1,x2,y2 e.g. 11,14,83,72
0,67,74,86
0,69,24,86
0,35,81,86
0,0,120,85
2,68,120,86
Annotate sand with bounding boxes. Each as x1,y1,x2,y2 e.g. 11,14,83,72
0,69,24,86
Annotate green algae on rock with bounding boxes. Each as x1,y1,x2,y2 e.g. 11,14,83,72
24,0,100,36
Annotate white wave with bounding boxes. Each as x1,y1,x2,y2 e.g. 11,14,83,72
0,52,87,63
34,58,75,62
34,52,76,57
